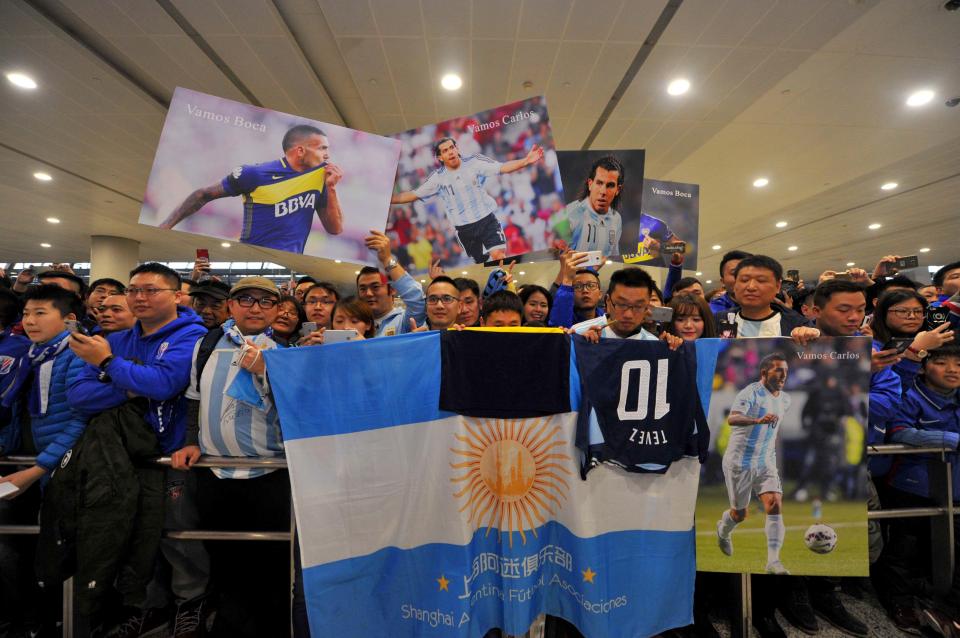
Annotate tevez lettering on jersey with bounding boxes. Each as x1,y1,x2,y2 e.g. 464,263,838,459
573,337,709,475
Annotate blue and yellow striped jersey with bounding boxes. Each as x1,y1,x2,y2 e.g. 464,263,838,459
220,158,328,254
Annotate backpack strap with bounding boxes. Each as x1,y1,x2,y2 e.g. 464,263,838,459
194,327,224,393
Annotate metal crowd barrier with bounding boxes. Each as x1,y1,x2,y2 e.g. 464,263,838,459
0,455,293,637
2,445,957,638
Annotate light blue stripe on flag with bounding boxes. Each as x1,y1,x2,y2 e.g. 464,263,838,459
263,332,452,441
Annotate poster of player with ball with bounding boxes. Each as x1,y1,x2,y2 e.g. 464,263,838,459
695,336,872,577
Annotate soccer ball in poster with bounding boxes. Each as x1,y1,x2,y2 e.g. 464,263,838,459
804,524,838,554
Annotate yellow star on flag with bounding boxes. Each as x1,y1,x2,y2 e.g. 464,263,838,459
437,574,450,591
582,567,597,583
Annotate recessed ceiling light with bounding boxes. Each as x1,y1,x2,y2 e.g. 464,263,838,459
919,247,931,253
666,78,690,96
334,259,342,263
695,271,702,276
775,221,788,228
906,89,934,107
6,72,37,90
46,217,60,224
753,177,769,188
420,279,426,283
354,270,360,275
220,242,231,248
40,243,51,248
705,280,713,284
33,172,52,182
880,182,898,191
711,244,721,250
788,246,798,251
461,271,468,275
518,271,526,275
441,73,462,91
868,223,882,230
605,260,613,265
846,262,856,267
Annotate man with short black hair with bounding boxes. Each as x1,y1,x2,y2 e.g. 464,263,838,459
671,277,704,299
454,277,481,327
357,230,425,336
293,276,317,303
87,277,125,320
189,280,231,330
419,276,462,331
480,291,524,327
550,253,605,328
710,250,752,313
714,254,810,339
67,262,210,633
97,293,136,335
37,270,86,298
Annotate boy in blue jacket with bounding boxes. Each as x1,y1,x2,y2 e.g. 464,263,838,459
872,344,960,629
67,262,209,634
0,284,87,494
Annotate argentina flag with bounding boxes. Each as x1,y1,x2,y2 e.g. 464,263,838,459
264,331,712,637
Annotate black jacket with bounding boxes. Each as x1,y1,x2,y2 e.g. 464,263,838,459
36,398,164,617
713,301,812,337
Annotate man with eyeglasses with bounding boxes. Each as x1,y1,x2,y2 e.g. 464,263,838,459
357,230,426,337
299,282,340,345
189,280,231,330
68,262,210,634
415,276,462,332
549,250,605,328
170,276,289,636
570,267,681,347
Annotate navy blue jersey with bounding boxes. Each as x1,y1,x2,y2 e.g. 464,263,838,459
220,158,328,254
573,337,708,475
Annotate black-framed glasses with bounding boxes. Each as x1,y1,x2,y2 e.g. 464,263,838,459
305,297,336,307
889,308,924,318
607,299,647,314
426,294,460,305
126,287,177,297
573,282,599,291
233,295,279,309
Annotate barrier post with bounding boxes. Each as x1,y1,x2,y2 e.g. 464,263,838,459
928,454,955,593
730,573,751,638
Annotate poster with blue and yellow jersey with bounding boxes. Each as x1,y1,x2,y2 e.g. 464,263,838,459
139,87,401,262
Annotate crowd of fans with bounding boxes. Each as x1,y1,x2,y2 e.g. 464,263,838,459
0,232,958,638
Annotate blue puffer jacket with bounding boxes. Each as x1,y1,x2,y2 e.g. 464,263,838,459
886,379,960,500
865,342,903,477
4,331,88,471
0,328,31,456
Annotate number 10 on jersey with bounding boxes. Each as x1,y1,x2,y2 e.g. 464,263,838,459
617,360,671,421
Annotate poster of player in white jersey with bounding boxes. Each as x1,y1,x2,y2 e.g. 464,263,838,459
695,337,871,577
552,150,645,259
387,97,564,272
139,87,401,262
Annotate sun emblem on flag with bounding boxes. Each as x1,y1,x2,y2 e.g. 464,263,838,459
450,416,572,547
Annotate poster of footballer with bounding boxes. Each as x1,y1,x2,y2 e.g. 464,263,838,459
620,179,700,269
551,149,645,259
139,87,401,262
386,96,564,272
695,337,871,577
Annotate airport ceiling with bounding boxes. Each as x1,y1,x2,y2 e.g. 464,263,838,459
1,0,958,288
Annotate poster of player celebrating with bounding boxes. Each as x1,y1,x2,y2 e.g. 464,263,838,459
695,337,871,577
139,87,401,262
386,97,564,272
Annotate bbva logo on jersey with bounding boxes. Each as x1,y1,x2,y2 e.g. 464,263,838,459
275,193,316,218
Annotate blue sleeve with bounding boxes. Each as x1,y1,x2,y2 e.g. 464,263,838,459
869,364,901,427
548,285,575,328
220,164,259,196
392,272,425,330
891,357,921,391
103,331,203,402
36,355,88,471
888,394,960,450
663,261,682,299
67,361,127,415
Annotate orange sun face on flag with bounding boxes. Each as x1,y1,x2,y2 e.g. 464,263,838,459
451,416,572,547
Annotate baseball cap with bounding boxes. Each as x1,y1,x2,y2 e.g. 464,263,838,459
188,280,230,301
230,276,280,298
